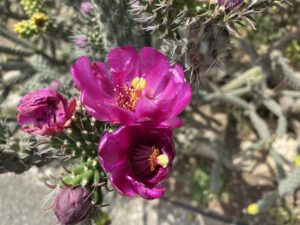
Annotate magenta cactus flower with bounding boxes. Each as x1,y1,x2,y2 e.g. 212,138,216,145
71,45,192,128
53,187,93,225
17,88,76,136
98,125,175,199
218,0,243,10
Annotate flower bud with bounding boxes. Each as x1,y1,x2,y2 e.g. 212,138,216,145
53,187,93,225
17,89,76,136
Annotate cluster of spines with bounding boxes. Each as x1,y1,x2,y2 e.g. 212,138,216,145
0,120,55,174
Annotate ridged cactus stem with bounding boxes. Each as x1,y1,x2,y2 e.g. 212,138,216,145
258,92,287,136
196,90,272,144
278,167,300,196
271,50,300,89
221,67,266,92
49,105,109,160
46,157,108,208
0,120,57,174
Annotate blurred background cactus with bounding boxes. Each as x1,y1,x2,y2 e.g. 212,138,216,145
1,0,300,224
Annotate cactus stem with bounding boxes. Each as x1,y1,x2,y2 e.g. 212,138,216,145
59,177,72,188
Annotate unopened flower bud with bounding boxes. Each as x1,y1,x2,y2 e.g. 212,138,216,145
53,187,93,225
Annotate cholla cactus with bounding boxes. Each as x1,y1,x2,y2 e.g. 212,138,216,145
130,0,287,35
1,0,299,224
130,0,288,79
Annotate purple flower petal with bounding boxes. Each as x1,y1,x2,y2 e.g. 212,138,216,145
139,47,169,91
126,175,165,200
108,45,139,85
71,56,112,101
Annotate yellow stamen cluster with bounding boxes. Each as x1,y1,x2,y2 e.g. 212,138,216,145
148,147,159,172
148,147,169,171
115,85,137,111
115,77,147,111
131,77,146,92
157,154,169,168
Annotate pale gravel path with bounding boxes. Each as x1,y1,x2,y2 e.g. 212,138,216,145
0,168,230,225
0,168,55,225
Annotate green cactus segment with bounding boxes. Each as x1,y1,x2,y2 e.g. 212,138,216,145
91,209,112,225
0,120,10,152
130,0,287,76
248,191,279,215
271,50,300,90
130,0,286,35
91,186,103,205
49,106,110,160
57,157,107,206
0,120,56,174
278,167,300,196
48,106,110,205
73,163,85,176
221,67,266,92
131,0,211,37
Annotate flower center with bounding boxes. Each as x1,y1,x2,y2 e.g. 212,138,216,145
115,77,147,111
148,146,169,171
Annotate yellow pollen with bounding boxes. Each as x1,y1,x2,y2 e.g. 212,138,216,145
115,85,138,111
156,154,169,168
148,147,159,172
131,77,146,92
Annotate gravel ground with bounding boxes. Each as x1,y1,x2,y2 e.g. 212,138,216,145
0,168,55,225
0,168,231,225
